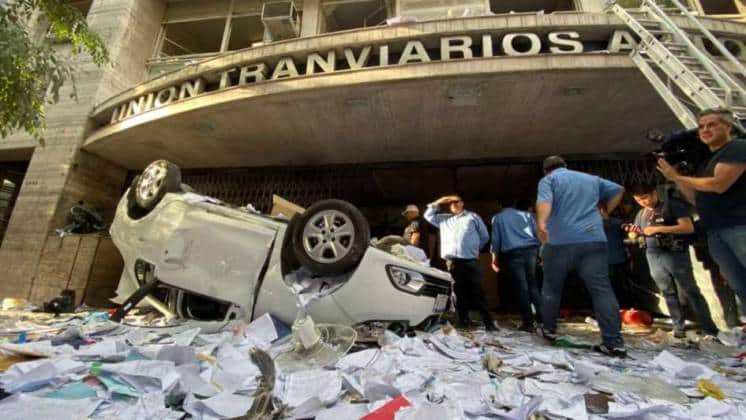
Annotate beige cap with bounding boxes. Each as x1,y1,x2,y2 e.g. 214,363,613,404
402,204,420,216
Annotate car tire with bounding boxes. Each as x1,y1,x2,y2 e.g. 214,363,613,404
134,160,182,211
291,199,370,276
126,175,149,220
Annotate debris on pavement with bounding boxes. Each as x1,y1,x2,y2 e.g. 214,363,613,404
0,306,745,419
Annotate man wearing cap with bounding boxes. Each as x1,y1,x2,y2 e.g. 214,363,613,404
536,156,627,357
425,195,497,331
402,204,432,258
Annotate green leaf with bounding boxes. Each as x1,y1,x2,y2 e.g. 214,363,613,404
0,0,109,141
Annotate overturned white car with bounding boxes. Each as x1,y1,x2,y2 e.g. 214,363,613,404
110,160,452,331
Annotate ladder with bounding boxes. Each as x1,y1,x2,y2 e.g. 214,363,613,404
607,0,746,129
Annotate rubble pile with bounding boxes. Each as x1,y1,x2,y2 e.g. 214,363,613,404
0,308,745,419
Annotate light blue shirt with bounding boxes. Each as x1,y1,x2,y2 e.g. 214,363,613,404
537,168,623,245
490,208,540,253
424,205,489,259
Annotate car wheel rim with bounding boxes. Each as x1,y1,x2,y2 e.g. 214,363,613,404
302,210,355,264
137,161,168,204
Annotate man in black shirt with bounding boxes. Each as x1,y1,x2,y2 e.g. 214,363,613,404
658,108,746,322
628,184,719,338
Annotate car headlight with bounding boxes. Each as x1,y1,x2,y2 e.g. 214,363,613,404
387,265,426,295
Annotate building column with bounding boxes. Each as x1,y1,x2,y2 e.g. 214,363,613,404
0,0,166,303
301,0,322,37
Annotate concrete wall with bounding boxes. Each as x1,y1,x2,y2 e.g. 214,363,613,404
0,0,166,303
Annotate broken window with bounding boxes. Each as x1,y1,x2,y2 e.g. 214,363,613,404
160,18,227,56
700,0,740,15
321,0,389,32
489,0,575,14
228,15,265,50
155,0,269,58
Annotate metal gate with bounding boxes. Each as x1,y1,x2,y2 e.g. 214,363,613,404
171,158,660,212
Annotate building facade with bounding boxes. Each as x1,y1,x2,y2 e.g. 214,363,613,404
1,0,746,305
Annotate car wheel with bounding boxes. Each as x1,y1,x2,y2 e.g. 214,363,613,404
134,160,182,210
291,199,370,276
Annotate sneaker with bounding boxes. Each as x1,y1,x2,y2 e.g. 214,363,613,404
592,344,628,358
535,327,557,342
673,330,686,339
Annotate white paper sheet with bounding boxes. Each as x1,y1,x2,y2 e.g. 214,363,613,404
2,358,87,393
245,313,279,343
100,360,180,392
0,393,102,420
183,391,255,419
280,369,343,407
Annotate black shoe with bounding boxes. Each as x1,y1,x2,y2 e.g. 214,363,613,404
518,322,536,332
535,327,557,342
592,344,628,358
673,330,686,339
456,319,472,329
485,320,499,331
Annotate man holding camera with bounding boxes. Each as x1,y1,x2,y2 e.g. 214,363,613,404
628,184,719,339
658,108,746,320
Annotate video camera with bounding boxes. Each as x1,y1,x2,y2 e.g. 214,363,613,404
647,115,746,175
646,128,712,175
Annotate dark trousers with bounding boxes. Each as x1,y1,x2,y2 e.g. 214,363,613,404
542,242,624,349
448,258,494,325
646,250,719,335
504,246,541,325
609,262,632,308
708,226,746,312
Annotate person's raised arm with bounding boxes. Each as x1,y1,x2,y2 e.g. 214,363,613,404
658,158,746,194
424,196,453,228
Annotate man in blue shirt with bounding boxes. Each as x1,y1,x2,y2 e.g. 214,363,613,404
425,195,497,331
536,156,627,357
490,199,541,331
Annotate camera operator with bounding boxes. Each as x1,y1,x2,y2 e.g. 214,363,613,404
657,108,746,318
628,184,719,339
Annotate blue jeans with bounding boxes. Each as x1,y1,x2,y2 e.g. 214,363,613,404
504,246,541,324
708,226,746,309
646,250,719,335
541,242,624,349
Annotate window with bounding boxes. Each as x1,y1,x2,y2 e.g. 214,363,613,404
700,0,739,15
160,18,227,56
489,0,575,14
321,0,389,33
396,0,489,21
154,0,273,58
228,15,265,50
